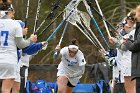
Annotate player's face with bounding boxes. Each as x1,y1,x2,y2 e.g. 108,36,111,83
136,8,140,22
8,10,14,19
68,49,78,57
0,0,3,4
127,19,135,27
7,0,12,4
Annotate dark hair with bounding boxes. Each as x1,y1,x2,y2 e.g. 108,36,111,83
0,2,12,11
69,38,79,46
2,0,7,3
126,16,135,22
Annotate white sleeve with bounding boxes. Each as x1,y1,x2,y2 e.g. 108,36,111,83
78,51,86,66
70,65,85,78
60,47,68,56
15,22,23,37
15,37,32,49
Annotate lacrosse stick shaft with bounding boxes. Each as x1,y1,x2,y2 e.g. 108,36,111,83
58,21,68,46
33,0,41,34
94,0,111,38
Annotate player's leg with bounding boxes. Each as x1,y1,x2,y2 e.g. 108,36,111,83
57,76,68,93
124,76,136,93
110,80,116,93
11,81,20,93
66,81,75,93
1,79,14,93
1,64,17,93
11,63,21,93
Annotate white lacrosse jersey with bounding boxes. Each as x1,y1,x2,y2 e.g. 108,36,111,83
0,19,23,64
57,47,86,75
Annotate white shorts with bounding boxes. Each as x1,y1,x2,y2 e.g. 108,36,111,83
0,63,17,79
57,69,81,86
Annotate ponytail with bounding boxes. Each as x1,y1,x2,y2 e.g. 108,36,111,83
69,38,79,46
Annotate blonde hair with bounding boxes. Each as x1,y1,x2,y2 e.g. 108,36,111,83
136,5,140,11
127,9,136,17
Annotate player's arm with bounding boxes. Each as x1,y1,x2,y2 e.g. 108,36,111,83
53,45,62,60
14,21,37,49
70,65,85,78
124,32,140,52
22,42,48,55
15,34,37,49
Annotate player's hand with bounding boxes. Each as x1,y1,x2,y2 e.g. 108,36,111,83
99,49,106,58
30,34,37,42
22,28,28,36
55,45,61,50
109,37,115,43
41,41,48,50
99,49,106,54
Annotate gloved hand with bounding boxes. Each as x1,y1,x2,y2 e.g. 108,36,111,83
41,41,48,50
55,45,61,50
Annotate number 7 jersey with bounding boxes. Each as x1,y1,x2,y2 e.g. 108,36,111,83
0,19,23,64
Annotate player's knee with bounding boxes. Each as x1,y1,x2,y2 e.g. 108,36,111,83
58,84,67,93
12,90,20,93
58,89,65,93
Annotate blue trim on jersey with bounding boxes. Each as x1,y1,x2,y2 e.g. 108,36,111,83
22,42,42,55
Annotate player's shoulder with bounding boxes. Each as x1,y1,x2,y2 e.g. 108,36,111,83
1,19,20,26
61,47,68,51
60,47,68,55
77,49,83,55
11,20,22,28
12,20,21,24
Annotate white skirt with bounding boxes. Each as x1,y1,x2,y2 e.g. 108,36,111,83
0,63,17,79
57,69,81,86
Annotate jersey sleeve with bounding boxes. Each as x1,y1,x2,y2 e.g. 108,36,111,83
14,21,23,37
22,42,42,55
78,51,86,66
60,47,68,56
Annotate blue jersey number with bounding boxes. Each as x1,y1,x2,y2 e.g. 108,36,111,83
1,31,9,46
